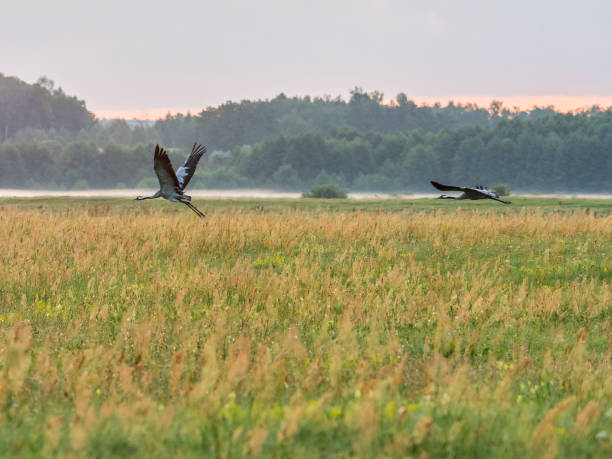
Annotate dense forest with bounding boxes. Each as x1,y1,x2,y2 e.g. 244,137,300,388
153,89,574,152
0,74,611,191
0,73,94,141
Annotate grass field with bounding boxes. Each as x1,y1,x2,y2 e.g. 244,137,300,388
0,198,611,457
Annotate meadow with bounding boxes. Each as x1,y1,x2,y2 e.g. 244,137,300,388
0,198,610,457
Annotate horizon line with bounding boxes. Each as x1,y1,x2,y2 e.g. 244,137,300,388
91,94,612,121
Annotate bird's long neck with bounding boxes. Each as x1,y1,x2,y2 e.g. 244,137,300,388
137,190,161,200
438,194,456,199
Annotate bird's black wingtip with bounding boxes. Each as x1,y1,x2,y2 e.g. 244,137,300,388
190,143,207,157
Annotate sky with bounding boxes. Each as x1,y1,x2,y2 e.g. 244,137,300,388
2,0,612,119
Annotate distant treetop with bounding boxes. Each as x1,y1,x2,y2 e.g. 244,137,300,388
0,73,94,141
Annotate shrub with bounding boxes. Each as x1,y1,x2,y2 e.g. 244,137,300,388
492,183,511,196
302,184,347,199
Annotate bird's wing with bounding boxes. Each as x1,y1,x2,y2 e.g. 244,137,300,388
430,181,468,192
465,186,498,198
176,143,206,191
465,187,511,204
154,145,179,189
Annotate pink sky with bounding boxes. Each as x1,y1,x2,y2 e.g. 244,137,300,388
92,95,612,120
5,2,612,123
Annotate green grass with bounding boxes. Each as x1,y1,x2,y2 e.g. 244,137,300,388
0,198,610,457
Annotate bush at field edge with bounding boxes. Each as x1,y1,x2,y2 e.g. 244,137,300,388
302,184,348,199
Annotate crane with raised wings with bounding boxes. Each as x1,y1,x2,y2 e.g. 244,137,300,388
135,143,207,217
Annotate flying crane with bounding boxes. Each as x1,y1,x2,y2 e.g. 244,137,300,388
135,143,207,217
430,181,511,204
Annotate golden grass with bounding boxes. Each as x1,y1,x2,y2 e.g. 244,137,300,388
0,207,610,457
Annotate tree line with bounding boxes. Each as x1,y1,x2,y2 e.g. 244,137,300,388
238,113,612,191
4,74,577,151
2,112,610,191
154,89,569,152
1,74,610,191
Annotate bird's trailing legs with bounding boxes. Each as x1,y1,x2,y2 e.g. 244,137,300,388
181,199,206,218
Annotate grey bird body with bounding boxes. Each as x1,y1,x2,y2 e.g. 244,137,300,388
430,181,511,204
136,143,207,217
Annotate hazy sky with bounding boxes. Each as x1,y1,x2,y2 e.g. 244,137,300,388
2,0,612,117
